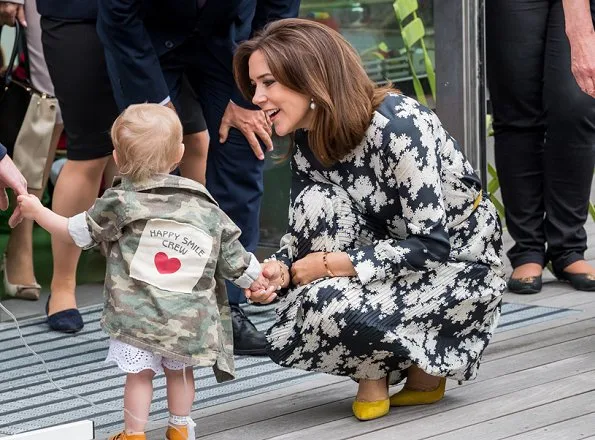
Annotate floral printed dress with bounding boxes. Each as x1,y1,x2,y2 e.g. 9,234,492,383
267,93,506,384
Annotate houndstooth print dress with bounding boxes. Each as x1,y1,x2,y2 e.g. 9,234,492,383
266,93,506,384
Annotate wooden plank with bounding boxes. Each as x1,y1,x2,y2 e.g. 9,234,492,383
426,391,595,440
145,375,351,440
144,314,595,439
262,363,595,440
489,299,595,346
145,334,595,440
194,352,595,440
351,372,595,440
485,320,595,363
502,412,595,440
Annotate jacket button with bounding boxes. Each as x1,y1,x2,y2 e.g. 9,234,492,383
165,40,174,49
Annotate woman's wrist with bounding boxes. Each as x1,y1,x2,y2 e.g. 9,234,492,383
323,252,356,277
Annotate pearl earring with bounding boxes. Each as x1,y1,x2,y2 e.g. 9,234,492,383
310,99,316,110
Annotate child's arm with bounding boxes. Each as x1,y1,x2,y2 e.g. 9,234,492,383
17,194,74,244
17,194,75,245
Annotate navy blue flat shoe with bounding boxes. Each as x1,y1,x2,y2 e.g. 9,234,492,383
553,269,595,291
46,296,84,333
507,275,542,294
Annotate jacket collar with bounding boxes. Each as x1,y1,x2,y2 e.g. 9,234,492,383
113,174,218,205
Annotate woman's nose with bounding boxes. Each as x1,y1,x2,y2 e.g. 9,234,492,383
252,88,266,106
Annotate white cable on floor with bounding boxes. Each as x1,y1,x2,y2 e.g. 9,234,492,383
0,300,194,438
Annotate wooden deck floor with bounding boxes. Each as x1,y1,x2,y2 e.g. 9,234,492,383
144,225,595,440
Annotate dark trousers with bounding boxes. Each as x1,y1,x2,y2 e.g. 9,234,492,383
486,0,595,272
160,34,263,305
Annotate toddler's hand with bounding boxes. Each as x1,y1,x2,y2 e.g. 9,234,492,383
249,274,269,291
16,194,43,220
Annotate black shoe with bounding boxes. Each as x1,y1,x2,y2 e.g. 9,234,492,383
507,275,542,294
46,295,84,333
553,269,595,291
230,304,267,356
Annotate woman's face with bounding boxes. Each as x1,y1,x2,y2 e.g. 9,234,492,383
248,50,313,136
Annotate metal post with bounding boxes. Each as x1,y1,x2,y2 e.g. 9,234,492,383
434,0,487,187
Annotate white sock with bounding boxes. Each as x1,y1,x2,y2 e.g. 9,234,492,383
168,414,196,439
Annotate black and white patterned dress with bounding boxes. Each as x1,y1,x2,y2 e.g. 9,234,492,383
267,93,506,384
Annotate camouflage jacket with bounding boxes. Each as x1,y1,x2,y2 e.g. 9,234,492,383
68,174,261,382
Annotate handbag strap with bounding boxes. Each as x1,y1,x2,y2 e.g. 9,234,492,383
0,22,29,88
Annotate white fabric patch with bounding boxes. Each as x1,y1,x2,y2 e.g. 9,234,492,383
68,213,94,248
129,219,213,293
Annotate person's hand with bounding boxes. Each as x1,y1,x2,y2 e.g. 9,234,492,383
218,101,273,160
290,252,328,286
243,261,283,304
0,2,27,27
165,100,176,113
0,155,27,227
569,32,595,98
249,273,270,292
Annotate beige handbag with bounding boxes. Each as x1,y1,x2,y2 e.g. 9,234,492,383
0,23,57,190
11,92,57,190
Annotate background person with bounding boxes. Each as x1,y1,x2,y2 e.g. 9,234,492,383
486,0,595,293
96,0,300,355
0,0,63,301
36,0,210,333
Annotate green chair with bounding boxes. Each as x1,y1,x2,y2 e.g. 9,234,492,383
393,0,435,106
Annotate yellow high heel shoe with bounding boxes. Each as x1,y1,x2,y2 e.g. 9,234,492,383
390,377,446,406
352,398,390,421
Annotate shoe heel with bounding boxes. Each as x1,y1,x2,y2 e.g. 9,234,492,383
390,377,446,406
1,252,40,301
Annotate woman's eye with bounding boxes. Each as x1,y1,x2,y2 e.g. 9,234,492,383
263,79,276,87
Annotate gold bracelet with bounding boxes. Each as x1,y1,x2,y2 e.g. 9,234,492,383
277,260,286,287
323,252,334,277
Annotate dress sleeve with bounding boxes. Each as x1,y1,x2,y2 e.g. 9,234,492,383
346,111,451,285
215,212,261,288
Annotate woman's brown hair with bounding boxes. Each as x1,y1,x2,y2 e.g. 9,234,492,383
234,18,394,166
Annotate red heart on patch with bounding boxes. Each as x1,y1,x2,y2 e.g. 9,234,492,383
154,252,181,274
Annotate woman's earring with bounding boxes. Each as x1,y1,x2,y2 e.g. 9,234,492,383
310,99,316,110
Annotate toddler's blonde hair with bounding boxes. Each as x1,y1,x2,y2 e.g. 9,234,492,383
111,103,183,181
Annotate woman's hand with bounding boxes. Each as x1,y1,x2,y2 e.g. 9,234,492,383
563,0,595,97
569,32,595,97
290,252,328,286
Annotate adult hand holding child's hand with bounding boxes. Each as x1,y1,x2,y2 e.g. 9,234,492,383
244,260,283,304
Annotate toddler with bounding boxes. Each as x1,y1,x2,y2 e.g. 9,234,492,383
18,104,273,440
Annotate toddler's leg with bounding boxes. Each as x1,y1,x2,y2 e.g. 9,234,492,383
123,369,155,433
164,366,196,440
